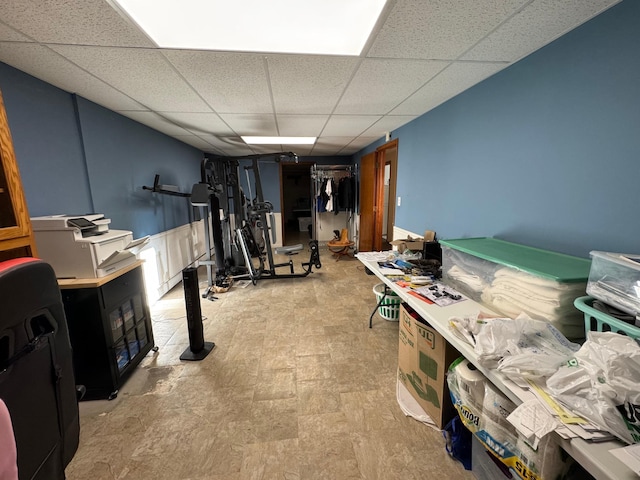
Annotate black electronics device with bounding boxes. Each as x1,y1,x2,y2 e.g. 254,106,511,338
179,267,214,361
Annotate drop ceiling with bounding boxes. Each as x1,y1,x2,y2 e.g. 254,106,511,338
0,0,620,157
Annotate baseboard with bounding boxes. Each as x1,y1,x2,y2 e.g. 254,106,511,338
392,225,422,241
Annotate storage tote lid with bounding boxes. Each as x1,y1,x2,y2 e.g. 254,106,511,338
589,251,640,271
439,237,590,282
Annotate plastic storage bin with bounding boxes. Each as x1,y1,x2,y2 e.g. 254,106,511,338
298,217,312,232
574,296,640,338
586,251,640,318
373,283,401,321
440,238,591,339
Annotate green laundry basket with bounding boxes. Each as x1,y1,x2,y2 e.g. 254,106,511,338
373,283,401,321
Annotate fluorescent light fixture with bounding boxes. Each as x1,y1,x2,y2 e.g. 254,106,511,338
242,136,316,145
110,0,387,55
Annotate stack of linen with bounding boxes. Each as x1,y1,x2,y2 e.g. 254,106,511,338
480,267,587,339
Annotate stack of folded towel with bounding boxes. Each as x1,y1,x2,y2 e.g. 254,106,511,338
481,267,586,339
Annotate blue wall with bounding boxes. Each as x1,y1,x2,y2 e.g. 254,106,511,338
0,63,93,215
357,0,640,258
0,63,203,238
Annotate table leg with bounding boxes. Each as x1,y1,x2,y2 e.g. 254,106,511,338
369,284,388,328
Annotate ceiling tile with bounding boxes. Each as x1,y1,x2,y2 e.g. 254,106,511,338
276,115,329,136
367,0,528,60
343,136,384,152
390,61,506,115
163,50,273,114
0,42,147,111
0,22,30,41
267,55,358,115
322,115,382,137
312,136,358,156
362,115,418,137
158,112,234,136
335,58,448,115
49,45,211,112
0,0,154,47
462,0,621,62
190,133,251,156
172,134,219,152
218,114,278,136
117,111,192,136
0,0,619,157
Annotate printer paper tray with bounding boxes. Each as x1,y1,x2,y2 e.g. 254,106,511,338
98,236,150,269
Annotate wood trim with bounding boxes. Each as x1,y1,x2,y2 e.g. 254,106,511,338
0,88,37,257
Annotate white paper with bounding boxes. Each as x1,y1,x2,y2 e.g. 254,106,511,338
378,267,405,275
507,400,561,449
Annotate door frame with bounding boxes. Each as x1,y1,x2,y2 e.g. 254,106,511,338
358,138,398,252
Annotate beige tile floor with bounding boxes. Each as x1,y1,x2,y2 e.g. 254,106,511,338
65,245,475,480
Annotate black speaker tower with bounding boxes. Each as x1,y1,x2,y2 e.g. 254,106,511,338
179,267,215,361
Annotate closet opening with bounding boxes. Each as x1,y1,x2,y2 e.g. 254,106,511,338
311,164,357,247
279,161,314,246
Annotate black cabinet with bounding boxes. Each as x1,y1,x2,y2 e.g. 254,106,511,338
60,263,155,400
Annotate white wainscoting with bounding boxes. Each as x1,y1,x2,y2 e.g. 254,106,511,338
139,220,208,304
392,225,422,242
139,213,283,304
316,211,350,243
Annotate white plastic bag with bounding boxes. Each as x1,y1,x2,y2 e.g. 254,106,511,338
461,312,580,377
546,332,640,444
495,315,580,378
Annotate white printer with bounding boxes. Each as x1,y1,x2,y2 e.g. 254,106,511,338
31,214,149,279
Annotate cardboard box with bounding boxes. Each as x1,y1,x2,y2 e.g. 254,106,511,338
397,303,459,428
391,230,436,254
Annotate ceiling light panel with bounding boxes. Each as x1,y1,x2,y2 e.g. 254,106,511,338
242,136,316,145
111,0,387,55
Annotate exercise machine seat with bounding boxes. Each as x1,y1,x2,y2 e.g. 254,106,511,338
0,258,80,480
275,244,304,255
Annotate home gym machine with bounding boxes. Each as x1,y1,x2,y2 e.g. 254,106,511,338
200,152,321,290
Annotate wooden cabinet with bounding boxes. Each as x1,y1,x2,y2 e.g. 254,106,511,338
59,262,156,400
0,88,37,261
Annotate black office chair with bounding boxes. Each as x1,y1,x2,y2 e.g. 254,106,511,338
0,258,81,480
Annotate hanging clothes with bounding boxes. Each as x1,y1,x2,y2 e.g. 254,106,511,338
325,178,336,212
317,178,328,212
338,175,354,212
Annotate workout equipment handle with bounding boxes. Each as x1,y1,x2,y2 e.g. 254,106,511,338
269,213,277,244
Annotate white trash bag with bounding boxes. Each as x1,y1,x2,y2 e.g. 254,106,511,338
450,312,580,377
546,332,640,444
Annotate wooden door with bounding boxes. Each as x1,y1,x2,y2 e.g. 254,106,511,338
359,150,385,252
358,139,398,252
379,140,398,246
358,152,376,252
